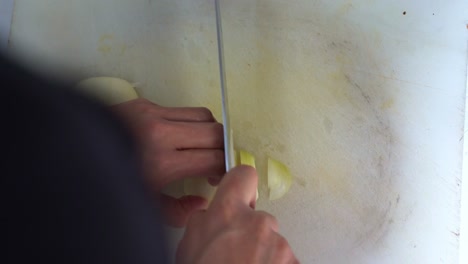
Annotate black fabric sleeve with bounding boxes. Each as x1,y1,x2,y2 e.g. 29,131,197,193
1,56,169,264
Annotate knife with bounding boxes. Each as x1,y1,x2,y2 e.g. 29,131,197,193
214,0,234,171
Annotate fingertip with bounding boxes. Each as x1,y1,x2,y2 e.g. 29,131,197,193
211,165,258,209
231,164,258,181
162,107,216,122
234,164,258,175
224,165,258,185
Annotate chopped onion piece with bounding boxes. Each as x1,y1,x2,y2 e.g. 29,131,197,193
183,178,216,201
76,77,138,105
239,150,256,168
268,158,292,200
234,149,240,167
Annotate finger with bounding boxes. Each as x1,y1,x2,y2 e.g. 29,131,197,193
160,194,208,228
272,235,299,264
255,211,280,233
167,121,224,150
210,166,258,211
208,176,221,186
160,107,215,122
182,209,207,238
158,149,225,184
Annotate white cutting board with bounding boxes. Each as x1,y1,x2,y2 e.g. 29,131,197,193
6,0,468,263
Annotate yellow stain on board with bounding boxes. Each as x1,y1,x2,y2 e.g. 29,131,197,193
97,34,127,56
97,45,112,54
380,98,395,110
99,34,114,42
338,2,354,15
119,45,127,56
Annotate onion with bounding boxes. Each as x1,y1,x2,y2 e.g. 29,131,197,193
183,177,217,201
239,150,256,168
76,77,138,105
268,158,292,200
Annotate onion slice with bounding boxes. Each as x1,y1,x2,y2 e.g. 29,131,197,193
268,158,292,200
76,77,138,105
239,150,256,168
183,178,217,201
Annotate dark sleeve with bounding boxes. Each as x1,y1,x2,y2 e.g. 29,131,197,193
1,56,169,264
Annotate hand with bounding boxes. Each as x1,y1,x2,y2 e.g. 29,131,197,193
111,98,225,227
177,166,299,264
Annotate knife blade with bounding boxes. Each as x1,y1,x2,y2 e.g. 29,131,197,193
214,0,234,171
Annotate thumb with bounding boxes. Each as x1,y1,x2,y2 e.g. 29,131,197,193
210,165,258,211
160,194,208,228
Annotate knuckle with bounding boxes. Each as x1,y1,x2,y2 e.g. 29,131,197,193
150,153,173,174
207,123,224,146
158,155,172,168
253,215,275,238
255,212,277,226
147,120,169,138
276,236,291,255
212,123,224,139
138,98,155,105
148,120,163,131
213,149,226,165
212,122,224,132
254,223,271,240
214,148,225,157
196,107,213,119
212,200,236,223
135,98,148,104
134,98,150,106
135,98,158,112
219,197,236,214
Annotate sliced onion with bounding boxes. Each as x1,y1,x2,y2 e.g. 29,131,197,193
239,150,256,168
76,77,138,105
268,158,292,200
183,178,217,201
